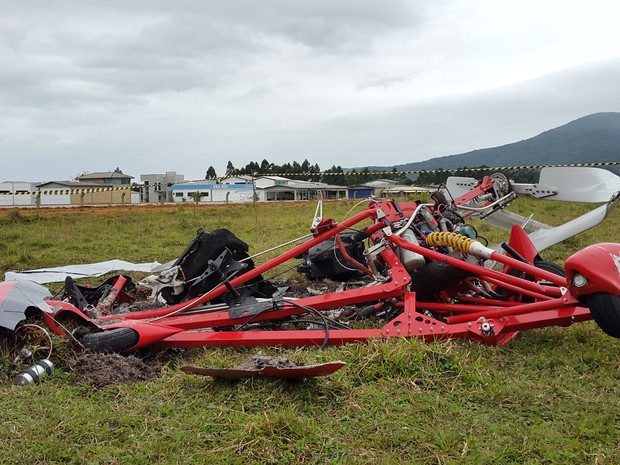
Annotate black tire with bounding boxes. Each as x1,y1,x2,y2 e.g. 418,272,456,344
80,328,140,352
583,293,620,338
523,260,565,302
533,259,565,279
411,261,473,301
495,260,564,301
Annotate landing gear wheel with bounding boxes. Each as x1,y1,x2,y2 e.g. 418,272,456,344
79,328,140,353
506,260,565,303
533,260,565,279
531,259,565,301
490,172,511,199
5,324,53,377
582,293,620,338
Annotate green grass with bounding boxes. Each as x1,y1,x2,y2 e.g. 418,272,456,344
0,198,619,464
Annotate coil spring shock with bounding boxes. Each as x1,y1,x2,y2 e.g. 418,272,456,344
426,232,475,253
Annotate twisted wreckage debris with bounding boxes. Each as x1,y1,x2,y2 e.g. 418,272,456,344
1,167,619,382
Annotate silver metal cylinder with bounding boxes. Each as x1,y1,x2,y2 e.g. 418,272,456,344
13,359,54,386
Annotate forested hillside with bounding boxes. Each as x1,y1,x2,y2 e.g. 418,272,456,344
213,113,619,185
367,112,620,174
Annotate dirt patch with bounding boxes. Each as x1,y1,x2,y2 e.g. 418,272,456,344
41,275,361,386
74,352,161,388
235,352,299,371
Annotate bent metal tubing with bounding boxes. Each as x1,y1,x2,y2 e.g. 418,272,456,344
142,237,583,338
148,294,593,349
387,234,566,294
43,197,615,350
94,239,413,332
97,207,377,322
97,241,590,350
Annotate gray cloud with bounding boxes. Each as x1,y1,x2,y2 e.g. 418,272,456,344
0,1,618,181
234,59,620,168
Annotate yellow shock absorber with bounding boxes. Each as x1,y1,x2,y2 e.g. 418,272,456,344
426,232,476,253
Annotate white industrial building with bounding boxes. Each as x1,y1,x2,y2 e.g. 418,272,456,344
171,176,348,203
0,181,36,206
222,176,254,185
256,176,348,201
171,182,256,203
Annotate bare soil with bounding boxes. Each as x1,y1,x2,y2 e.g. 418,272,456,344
73,352,161,388
62,278,350,387
235,352,299,371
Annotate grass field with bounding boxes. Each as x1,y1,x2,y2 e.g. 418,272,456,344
0,198,619,464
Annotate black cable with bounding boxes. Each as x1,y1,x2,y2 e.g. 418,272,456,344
465,223,479,236
477,235,489,247
438,183,456,204
286,300,331,349
288,318,349,330
234,306,276,331
234,299,331,349
299,312,350,329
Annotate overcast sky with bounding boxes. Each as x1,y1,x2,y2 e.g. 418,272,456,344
1,1,619,182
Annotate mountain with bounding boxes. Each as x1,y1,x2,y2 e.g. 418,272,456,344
361,112,620,173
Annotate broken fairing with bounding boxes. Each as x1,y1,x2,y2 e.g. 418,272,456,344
0,281,53,331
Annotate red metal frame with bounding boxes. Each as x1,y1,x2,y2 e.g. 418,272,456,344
451,175,496,207
40,196,620,352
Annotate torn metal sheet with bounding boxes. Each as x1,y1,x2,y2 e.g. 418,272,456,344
0,280,53,330
181,361,346,379
537,167,620,202
529,191,619,252
4,259,162,284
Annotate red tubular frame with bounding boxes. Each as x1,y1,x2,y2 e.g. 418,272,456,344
43,197,619,350
96,208,376,322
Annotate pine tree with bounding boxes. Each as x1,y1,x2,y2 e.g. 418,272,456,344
205,166,217,179
225,161,236,176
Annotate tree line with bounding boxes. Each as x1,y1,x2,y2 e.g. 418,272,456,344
205,159,540,187
205,159,414,187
